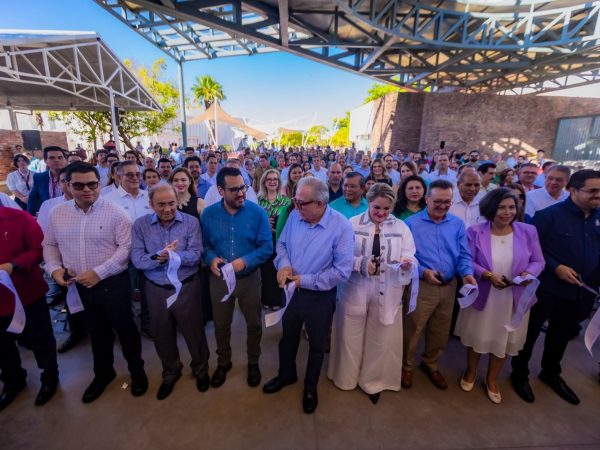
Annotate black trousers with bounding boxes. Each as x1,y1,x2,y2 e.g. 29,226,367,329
512,287,593,378
0,297,58,387
77,271,144,379
278,288,336,392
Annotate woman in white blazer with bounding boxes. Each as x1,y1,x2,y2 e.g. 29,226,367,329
328,183,416,404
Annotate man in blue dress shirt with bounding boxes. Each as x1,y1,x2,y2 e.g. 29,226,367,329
403,179,476,390
263,177,354,414
201,167,273,389
131,184,209,399
511,169,600,405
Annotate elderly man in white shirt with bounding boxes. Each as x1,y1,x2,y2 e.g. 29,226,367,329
449,169,484,228
104,161,151,222
525,165,570,220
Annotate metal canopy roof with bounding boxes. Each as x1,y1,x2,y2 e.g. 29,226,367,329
0,30,161,111
93,0,600,94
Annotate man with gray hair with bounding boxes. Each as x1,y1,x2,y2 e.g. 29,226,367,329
131,184,209,399
525,165,570,220
263,177,354,414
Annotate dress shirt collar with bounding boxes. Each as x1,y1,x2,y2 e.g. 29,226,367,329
117,185,146,199
70,196,105,213
300,205,333,229
150,210,184,226
417,208,450,224
563,195,596,217
217,198,247,217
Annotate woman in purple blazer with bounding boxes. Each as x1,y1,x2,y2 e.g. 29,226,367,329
455,188,544,404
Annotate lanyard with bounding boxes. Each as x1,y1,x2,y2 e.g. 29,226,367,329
18,170,30,191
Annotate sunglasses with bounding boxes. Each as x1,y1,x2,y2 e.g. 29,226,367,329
69,182,99,191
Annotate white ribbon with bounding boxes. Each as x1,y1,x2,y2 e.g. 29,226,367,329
165,250,182,309
66,282,85,314
0,270,25,334
220,263,236,302
265,282,296,328
585,308,600,357
458,284,479,309
388,262,419,314
504,274,540,332
580,281,600,356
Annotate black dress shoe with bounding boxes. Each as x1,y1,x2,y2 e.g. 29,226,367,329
210,362,232,388
510,373,535,403
539,371,580,405
262,376,298,394
57,333,86,354
0,381,26,411
303,390,318,414
35,383,57,406
131,372,148,397
368,392,380,405
157,374,181,400
196,373,210,392
247,364,261,387
82,372,116,403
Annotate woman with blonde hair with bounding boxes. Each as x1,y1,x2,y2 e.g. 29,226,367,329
257,169,291,309
167,167,205,220
328,183,416,404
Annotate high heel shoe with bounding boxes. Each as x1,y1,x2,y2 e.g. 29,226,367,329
368,393,380,405
459,373,475,392
484,383,502,404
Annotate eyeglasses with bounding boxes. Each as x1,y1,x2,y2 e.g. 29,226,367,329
578,188,600,195
293,199,318,209
123,172,142,178
223,185,248,194
69,181,99,191
432,200,453,207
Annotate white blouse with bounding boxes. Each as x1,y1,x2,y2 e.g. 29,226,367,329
7,169,34,196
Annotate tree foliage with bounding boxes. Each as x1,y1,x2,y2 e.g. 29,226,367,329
50,58,179,151
191,75,226,109
363,83,400,104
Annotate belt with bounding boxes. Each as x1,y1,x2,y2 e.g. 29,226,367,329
147,273,196,290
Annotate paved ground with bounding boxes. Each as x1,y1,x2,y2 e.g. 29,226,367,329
2,305,600,450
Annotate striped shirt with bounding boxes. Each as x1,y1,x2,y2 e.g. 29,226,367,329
43,197,132,280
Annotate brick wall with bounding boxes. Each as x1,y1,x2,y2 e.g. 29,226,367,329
0,130,68,187
370,93,424,153
371,92,600,159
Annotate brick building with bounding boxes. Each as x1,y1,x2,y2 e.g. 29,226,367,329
367,92,600,158
0,130,68,187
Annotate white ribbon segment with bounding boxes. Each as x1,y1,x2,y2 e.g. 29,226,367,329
66,282,85,313
388,261,419,314
0,270,25,334
505,274,540,332
165,250,182,309
265,281,296,328
458,284,479,309
220,263,236,303
585,308,600,357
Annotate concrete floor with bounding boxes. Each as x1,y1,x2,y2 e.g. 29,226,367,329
2,306,600,450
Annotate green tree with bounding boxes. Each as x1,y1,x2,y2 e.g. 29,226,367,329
50,58,179,151
279,131,303,147
330,112,350,147
191,75,226,144
364,83,400,104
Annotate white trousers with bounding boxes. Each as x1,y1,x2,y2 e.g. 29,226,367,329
328,280,404,394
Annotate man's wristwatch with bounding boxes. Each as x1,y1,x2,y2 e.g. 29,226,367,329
483,271,493,280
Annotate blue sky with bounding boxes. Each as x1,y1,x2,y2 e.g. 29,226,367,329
0,0,374,127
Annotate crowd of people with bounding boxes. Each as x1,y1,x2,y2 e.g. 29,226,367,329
0,141,598,416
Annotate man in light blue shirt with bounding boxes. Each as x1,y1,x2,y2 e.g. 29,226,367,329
402,179,476,390
131,184,209,399
201,167,272,389
263,177,353,414
330,172,368,219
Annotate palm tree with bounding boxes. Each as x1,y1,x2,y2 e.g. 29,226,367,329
191,75,226,144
